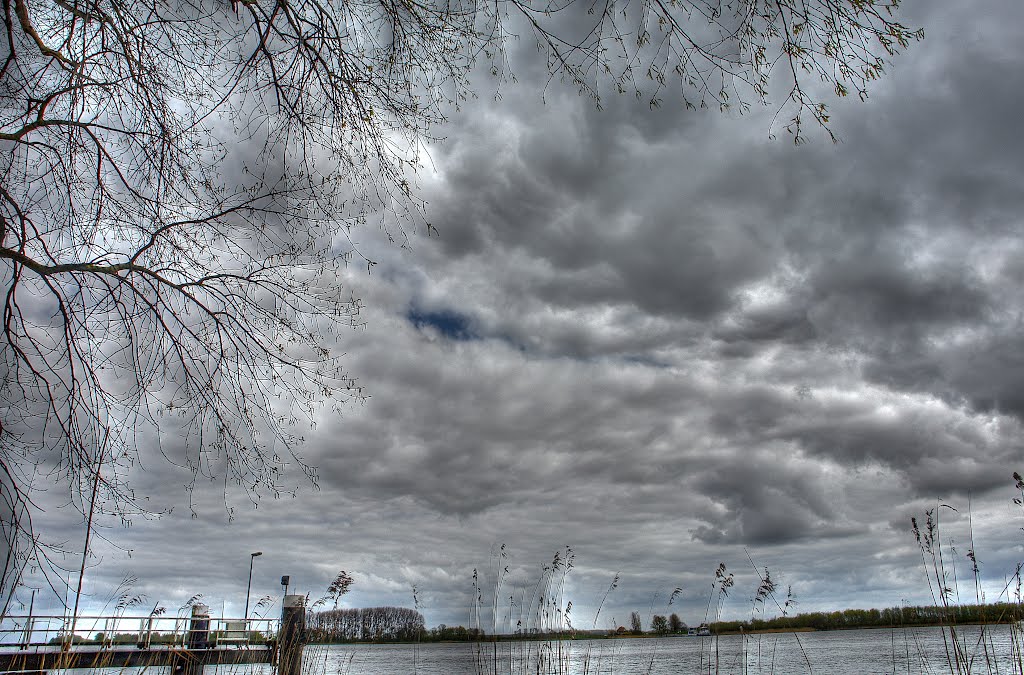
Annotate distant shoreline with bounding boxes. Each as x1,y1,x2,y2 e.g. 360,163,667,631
309,620,1023,646
305,600,1023,645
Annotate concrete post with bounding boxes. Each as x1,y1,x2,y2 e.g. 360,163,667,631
278,595,305,675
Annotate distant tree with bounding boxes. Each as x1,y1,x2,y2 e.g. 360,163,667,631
669,613,685,633
424,624,483,642
0,0,922,610
651,615,669,635
630,611,643,635
308,606,425,642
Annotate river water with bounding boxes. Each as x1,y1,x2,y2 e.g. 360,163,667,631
285,624,1022,674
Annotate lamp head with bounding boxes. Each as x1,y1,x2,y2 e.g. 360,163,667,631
252,551,263,557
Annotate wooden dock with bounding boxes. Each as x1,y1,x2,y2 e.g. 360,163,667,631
0,594,306,675
0,645,273,673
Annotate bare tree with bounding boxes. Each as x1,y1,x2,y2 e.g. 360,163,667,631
0,0,920,609
630,611,643,634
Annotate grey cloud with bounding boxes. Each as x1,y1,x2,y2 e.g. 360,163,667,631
867,332,1024,422
685,450,848,546
714,302,818,346
15,0,1024,631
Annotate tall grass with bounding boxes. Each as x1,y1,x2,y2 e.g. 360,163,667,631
907,471,1024,675
471,546,580,675
458,471,1024,675
7,474,1024,675
738,553,809,675
465,548,809,675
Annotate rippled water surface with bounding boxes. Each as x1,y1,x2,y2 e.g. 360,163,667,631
265,624,1022,674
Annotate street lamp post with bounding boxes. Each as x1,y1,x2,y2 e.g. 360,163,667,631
244,551,263,622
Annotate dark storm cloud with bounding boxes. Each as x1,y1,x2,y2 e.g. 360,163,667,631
685,450,847,546
312,329,715,514
344,0,1024,613
429,98,778,324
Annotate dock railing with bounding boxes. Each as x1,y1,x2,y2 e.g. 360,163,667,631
0,594,307,675
0,610,277,649
0,601,297,675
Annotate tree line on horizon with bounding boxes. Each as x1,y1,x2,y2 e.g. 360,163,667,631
625,611,688,635
710,601,1024,634
307,607,425,643
310,600,1024,643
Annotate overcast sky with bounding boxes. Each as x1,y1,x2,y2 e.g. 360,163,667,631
16,0,1024,632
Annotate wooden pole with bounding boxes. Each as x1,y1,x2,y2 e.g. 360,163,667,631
187,604,211,650
173,604,210,675
20,589,35,648
278,594,306,675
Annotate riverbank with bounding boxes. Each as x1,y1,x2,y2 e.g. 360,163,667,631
709,601,1023,635
311,615,1024,645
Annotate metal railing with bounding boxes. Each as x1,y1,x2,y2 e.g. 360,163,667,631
0,596,306,675
0,612,278,651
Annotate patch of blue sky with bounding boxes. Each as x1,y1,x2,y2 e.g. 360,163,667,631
407,306,478,341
